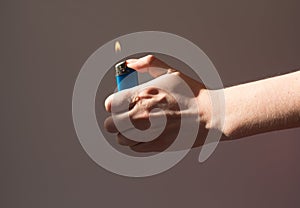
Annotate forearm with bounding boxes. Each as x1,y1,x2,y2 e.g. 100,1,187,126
202,71,300,140
224,70,300,139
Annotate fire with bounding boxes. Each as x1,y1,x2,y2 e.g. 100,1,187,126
115,41,121,53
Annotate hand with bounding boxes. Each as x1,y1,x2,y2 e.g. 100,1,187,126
104,55,211,152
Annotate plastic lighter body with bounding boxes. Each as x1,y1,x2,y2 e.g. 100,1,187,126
115,61,138,91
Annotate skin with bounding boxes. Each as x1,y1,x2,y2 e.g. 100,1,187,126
222,69,300,138
104,55,300,152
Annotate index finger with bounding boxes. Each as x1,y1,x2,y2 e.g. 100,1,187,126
126,55,175,78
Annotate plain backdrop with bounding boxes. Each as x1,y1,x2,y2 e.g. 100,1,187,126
1,0,300,207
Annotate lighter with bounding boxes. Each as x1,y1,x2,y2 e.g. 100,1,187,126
115,61,139,91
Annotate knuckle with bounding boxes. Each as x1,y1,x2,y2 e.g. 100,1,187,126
145,87,159,95
146,54,156,66
140,87,159,96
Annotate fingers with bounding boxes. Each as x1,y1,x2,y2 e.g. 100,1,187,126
117,134,162,152
104,87,173,134
107,115,182,152
104,55,189,152
130,143,155,152
125,59,138,65
116,133,161,152
105,55,178,113
104,116,119,133
104,112,151,134
104,87,138,113
117,133,140,146
126,55,175,78
126,126,178,152
104,95,161,134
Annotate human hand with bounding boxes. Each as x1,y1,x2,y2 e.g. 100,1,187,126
104,55,211,152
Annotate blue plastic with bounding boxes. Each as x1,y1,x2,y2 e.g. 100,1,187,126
116,68,138,91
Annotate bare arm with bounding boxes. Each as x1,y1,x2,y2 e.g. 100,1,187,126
104,55,300,152
203,70,300,139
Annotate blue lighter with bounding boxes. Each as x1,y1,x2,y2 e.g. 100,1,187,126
115,61,139,91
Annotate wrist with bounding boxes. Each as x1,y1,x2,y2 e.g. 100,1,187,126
197,88,229,138
197,88,213,130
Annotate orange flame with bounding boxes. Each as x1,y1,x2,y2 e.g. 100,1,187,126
115,41,121,53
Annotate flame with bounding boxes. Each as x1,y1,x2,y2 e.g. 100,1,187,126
115,41,121,53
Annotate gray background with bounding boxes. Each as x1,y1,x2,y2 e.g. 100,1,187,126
1,0,300,207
